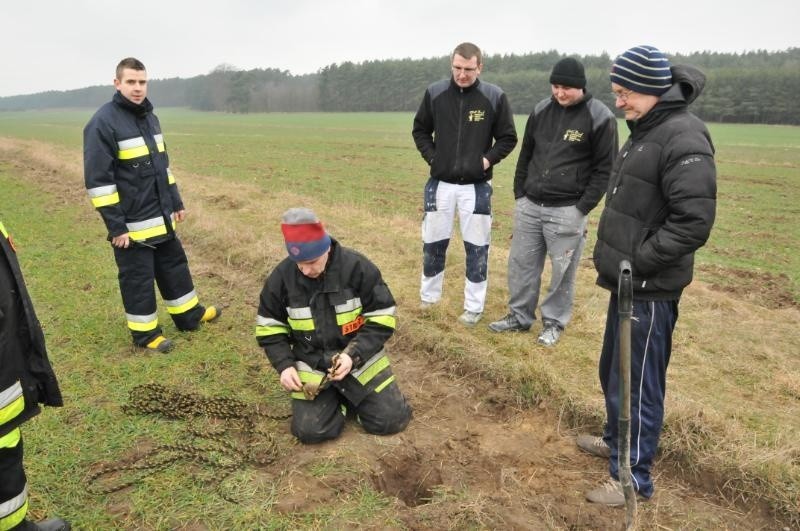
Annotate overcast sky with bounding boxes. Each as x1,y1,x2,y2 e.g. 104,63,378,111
2,0,797,97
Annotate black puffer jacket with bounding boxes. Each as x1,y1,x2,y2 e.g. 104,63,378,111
412,78,518,184
514,94,617,214
0,221,63,437
593,65,717,299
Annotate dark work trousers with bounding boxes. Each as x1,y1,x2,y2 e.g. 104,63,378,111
113,236,205,346
0,430,28,528
291,380,412,444
599,294,678,498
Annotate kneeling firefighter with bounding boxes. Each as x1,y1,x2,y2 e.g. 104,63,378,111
255,208,412,443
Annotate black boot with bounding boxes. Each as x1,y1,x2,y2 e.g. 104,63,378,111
15,519,71,531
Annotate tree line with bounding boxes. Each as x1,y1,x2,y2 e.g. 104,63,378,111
2,49,798,124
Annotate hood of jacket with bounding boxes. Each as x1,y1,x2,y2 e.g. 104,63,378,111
655,64,706,110
628,64,706,133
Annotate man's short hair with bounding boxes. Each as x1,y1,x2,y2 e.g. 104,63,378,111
452,42,482,65
116,57,146,80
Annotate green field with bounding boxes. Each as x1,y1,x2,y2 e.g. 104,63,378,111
0,110,798,529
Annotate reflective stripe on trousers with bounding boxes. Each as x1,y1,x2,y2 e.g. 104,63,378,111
0,429,28,530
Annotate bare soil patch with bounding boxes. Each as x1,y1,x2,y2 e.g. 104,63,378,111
698,263,798,309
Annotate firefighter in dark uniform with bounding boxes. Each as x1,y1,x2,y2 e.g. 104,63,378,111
83,58,219,353
256,208,412,443
0,221,69,530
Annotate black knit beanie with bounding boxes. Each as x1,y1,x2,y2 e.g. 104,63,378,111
549,58,586,89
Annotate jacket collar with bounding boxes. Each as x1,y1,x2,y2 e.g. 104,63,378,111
113,91,153,117
450,77,480,93
550,91,593,110
295,238,342,291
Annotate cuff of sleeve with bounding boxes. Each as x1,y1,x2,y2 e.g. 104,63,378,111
272,357,296,375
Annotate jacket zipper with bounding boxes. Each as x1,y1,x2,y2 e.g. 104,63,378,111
539,105,566,196
454,88,464,178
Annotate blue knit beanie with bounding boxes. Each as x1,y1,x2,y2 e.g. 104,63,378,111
610,45,672,96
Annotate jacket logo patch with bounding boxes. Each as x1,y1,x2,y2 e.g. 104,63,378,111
468,110,485,122
563,129,584,142
680,156,702,166
342,315,365,335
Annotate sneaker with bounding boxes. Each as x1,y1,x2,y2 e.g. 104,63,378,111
144,335,173,353
537,324,562,346
458,310,482,327
585,479,625,506
488,313,531,332
576,434,611,458
200,305,221,323
585,479,644,506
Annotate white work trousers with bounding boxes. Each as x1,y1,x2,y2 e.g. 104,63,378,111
420,179,492,313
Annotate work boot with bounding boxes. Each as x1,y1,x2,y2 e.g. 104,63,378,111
200,305,221,323
576,434,611,458
537,323,562,346
16,518,71,531
143,335,173,353
458,310,482,327
488,313,530,332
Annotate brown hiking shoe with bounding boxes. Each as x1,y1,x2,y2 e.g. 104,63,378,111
576,434,611,458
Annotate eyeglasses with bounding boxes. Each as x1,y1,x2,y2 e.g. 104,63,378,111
452,65,478,74
611,89,634,102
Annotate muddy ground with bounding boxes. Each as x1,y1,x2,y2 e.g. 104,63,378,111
255,342,780,530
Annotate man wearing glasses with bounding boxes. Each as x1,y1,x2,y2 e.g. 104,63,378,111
488,57,617,346
412,42,517,326
580,45,716,505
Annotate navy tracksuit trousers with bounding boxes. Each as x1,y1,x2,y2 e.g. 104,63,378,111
599,294,678,498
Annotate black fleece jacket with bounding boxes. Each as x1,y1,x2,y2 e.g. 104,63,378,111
514,93,617,214
412,77,517,184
